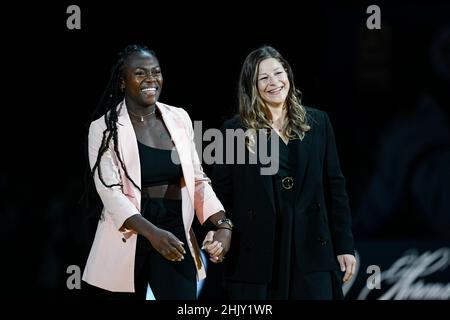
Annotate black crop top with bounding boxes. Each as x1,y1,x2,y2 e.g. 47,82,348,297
137,141,183,187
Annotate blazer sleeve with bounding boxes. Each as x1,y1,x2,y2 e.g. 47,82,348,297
322,112,355,255
88,120,141,231
179,109,225,224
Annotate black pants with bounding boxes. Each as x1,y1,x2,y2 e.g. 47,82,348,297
133,236,197,300
83,198,197,300
82,238,197,300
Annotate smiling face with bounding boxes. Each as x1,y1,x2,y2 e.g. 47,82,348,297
121,51,162,108
257,58,290,109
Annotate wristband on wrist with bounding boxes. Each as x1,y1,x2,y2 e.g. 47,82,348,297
217,218,234,229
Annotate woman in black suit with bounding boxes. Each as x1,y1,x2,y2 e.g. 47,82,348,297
211,46,356,300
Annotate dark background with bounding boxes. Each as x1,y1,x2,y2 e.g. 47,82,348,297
2,1,449,299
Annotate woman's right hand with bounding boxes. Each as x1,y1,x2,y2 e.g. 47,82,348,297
202,230,231,263
147,227,186,262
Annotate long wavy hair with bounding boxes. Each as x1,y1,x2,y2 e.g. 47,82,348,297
238,45,310,140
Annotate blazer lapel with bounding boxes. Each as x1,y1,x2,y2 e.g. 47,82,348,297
257,131,276,213
259,171,276,212
294,130,312,202
117,101,141,207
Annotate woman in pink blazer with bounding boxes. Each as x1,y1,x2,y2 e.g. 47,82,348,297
82,45,232,299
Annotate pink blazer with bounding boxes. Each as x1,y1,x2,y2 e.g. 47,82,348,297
82,101,224,292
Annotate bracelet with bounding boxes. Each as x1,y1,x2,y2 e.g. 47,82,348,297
217,218,234,229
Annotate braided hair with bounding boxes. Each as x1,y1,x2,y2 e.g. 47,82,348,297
82,44,156,219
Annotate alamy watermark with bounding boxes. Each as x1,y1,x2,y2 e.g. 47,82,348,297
67,5,380,31
170,122,281,176
66,265,81,289
367,265,382,290
66,5,81,30
366,5,381,30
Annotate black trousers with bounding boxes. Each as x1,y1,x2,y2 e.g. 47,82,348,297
133,197,197,300
83,237,197,300
83,198,197,300
133,236,197,300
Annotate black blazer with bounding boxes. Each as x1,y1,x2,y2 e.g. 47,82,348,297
211,107,354,283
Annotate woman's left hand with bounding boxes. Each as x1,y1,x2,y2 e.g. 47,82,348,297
337,254,356,283
202,229,232,263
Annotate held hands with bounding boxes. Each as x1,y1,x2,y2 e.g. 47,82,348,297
202,229,231,263
337,254,356,283
147,227,186,262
